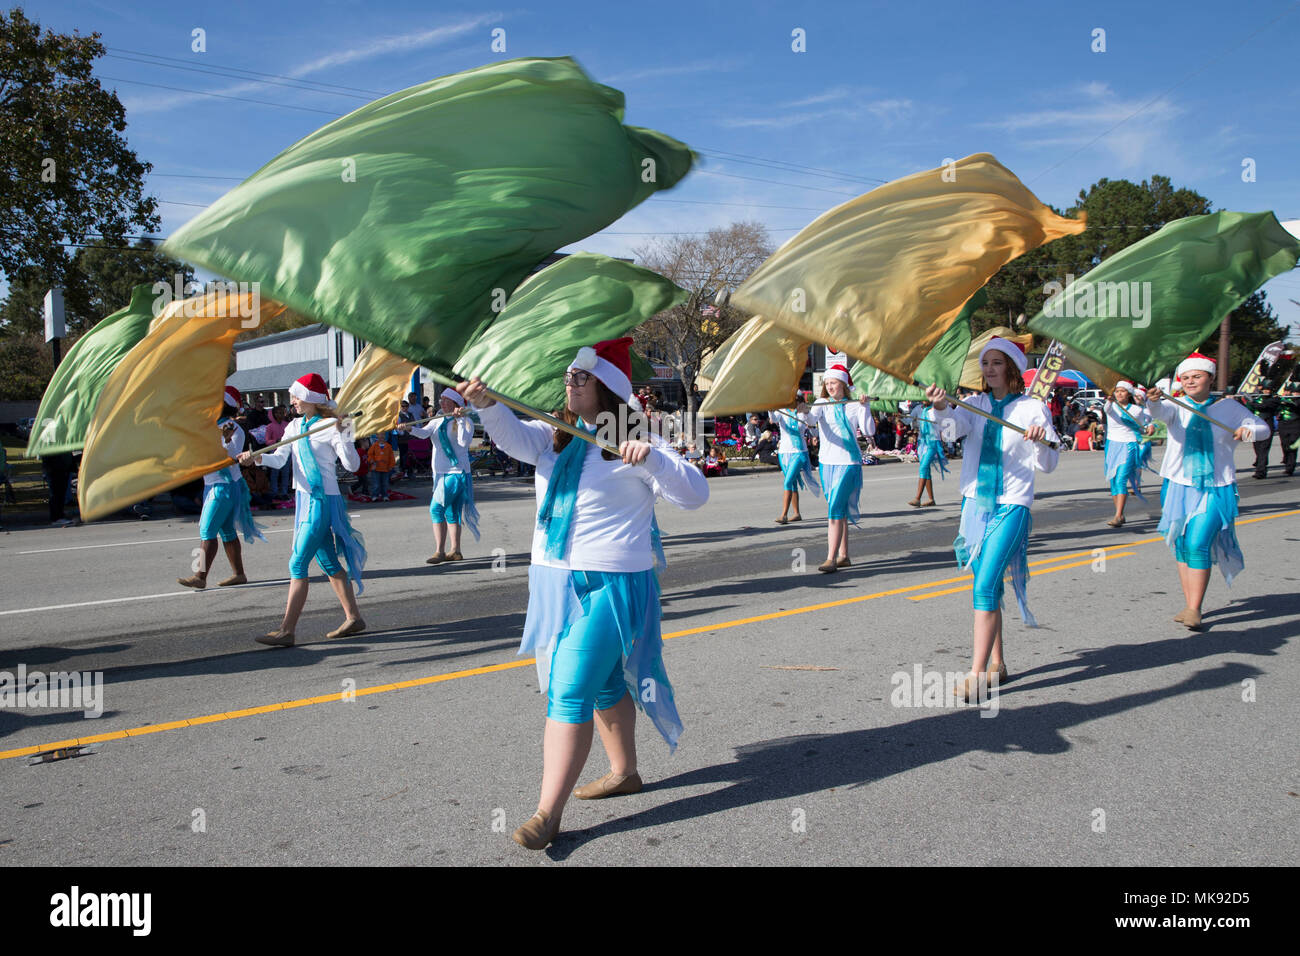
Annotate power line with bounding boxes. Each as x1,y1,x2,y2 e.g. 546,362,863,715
699,146,889,187
104,46,387,97
695,168,859,197
97,75,343,116
102,52,375,100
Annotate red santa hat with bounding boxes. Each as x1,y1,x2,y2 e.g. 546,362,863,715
223,385,242,409
289,372,334,407
979,337,1028,374
1176,352,1216,380
823,364,853,388
570,337,634,402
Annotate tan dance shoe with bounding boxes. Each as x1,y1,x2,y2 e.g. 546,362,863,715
836,556,851,568
257,630,295,647
573,771,643,800
817,559,838,573
987,662,1009,685
447,551,464,561
1181,608,1202,630
775,516,789,525
907,498,921,508
511,810,561,850
217,573,247,587
425,552,446,565
1173,608,1189,623
327,618,366,640
177,575,206,590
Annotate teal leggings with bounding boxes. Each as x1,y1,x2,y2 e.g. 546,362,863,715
970,505,1031,612
289,495,343,579
547,571,630,723
1174,508,1225,570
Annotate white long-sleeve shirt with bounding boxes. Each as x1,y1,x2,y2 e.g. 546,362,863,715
1104,400,1151,443
206,425,245,486
933,393,1059,508
409,417,473,473
775,409,811,455
805,401,874,465
477,401,709,572
1149,397,1270,487
257,417,360,496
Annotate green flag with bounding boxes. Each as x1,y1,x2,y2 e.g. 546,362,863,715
164,57,695,373
850,289,982,401
453,253,685,411
26,284,157,457
1027,211,1300,385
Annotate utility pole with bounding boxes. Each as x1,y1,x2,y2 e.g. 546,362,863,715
1217,312,1231,392
44,288,66,370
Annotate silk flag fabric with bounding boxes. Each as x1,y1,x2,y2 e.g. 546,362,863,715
334,344,416,438
164,57,695,374
850,289,982,403
1027,211,1300,385
78,290,289,522
26,284,157,458
728,153,1085,382
697,317,811,416
960,327,1034,391
453,253,686,412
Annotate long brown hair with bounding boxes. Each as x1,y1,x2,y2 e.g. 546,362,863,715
980,353,1025,395
553,380,627,460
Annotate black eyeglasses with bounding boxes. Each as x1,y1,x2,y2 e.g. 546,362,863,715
564,370,593,387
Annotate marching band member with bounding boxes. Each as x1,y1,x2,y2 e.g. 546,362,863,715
239,373,367,647
926,339,1059,701
1147,353,1270,629
462,337,709,850
774,394,818,524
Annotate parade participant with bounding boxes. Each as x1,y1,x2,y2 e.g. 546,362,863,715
1146,354,1271,629
1102,381,1153,527
462,337,709,851
178,386,263,590
796,365,873,572
402,387,478,563
1278,381,1300,477
774,393,818,524
907,400,946,508
238,373,367,647
1246,387,1280,479
925,339,1059,701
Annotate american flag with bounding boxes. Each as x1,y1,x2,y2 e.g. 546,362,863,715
700,304,719,317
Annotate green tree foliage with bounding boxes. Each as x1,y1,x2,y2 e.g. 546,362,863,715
0,7,159,287
975,175,1213,338
1200,290,1290,387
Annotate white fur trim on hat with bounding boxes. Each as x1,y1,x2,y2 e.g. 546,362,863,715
569,350,631,402
979,338,1027,374
1114,381,1134,395
223,385,241,408
289,378,334,408
823,365,851,387
441,388,465,407
1154,378,1172,394
1176,355,1216,379
1134,386,1147,399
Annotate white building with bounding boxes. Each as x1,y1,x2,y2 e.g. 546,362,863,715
229,325,436,408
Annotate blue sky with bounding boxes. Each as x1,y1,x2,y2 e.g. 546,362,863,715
23,0,1300,334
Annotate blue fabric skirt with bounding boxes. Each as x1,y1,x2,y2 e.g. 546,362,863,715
1105,440,1147,499
1157,482,1243,585
954,497,1037,626
199,480,263,543
431,471,480,540
779,452,819,494
918,440,948,482
292,490,368,594
819,463,862,523
520,564,682,752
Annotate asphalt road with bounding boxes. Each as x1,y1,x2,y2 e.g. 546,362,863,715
1,446,1297,865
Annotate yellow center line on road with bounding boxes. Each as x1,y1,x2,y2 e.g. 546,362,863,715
908,553,1138,601
2,508,1296,762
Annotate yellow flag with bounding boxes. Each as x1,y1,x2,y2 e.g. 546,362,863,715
960,327,1034,391
334,344,416,439
730,153,1086,383
79,290,287,522
698,317,810,416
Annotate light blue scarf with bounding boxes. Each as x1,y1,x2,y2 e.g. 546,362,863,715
1184,397,1215,490
974,395,1015,515
537,420,593,561
826,402,858,458
296,416,327,500
781,408,806,452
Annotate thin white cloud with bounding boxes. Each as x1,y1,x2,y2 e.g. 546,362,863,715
603,59,744,84
723,98,913,130
119,14,502,114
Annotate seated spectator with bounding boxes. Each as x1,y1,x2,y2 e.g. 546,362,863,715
754,427,778,464
702,441,728,477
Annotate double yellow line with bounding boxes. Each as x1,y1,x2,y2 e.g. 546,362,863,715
3,509,1295,762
